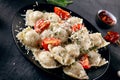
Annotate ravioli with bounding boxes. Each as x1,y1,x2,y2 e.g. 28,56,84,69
42,12,61,22
52,27,69,42
38,51,61,69
51,46,75,65
16,27,40,48
89,33,110,49
65,43,80,58
63,62,89,79
40,29,53,40
25,10,43,26
88,50,108,67
67,17,83,26
70,27,92,51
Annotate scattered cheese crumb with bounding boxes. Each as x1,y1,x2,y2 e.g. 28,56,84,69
13,62,16,65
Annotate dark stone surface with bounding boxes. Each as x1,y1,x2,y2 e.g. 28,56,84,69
0,0,120,80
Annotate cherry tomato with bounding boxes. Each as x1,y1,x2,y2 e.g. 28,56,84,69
104,31,120,43
34,19,50,33
71,24,84,32
80,54,91,69
54,7,70,20
41,38,61,50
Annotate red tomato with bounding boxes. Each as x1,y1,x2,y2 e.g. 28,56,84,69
80,54,91,69
54,7,70,20
41,38,61,50
34,19,50,33
71,24,84,32
104,31,120,43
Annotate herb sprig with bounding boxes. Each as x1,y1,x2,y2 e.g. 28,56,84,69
46,0,73,7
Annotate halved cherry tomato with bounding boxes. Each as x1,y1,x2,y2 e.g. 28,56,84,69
34,19,50,33
41,38,61,50
80,54,91,69
54,7,70,20
104,31,120,43
71,24,84,32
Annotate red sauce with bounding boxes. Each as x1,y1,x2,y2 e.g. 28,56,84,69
99,11,115,25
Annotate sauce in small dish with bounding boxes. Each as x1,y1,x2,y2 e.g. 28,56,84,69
96,10,117,28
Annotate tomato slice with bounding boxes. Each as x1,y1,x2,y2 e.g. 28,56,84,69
71,24,84,32
54,7,70,20
34,19,50,33
104,31,120,43
41,38,61,50
80,54,91,69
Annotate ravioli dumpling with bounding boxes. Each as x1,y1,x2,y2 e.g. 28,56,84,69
16,27,40,48
63,62,89,79
88,50,108,67
52,27,69,42
42,12,61,22
89,33,110,49
40,29,53,40
70,27,92,51
51,46,75,65
65,44,80,58
38,51,61,69
67,17,83,26
59,22,72,34
31,48,42,60
25,10,43,26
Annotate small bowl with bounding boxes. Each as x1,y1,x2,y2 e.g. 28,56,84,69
96,10,117,29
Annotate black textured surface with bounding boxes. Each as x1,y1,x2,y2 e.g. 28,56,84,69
0,0,120,80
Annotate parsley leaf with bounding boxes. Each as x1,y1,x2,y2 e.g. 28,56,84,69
46,0,73,7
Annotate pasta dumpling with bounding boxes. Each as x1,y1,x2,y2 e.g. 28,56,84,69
67,17,83,26
90,33,110,49
31,48,41,61
88,50,108,67
52,27,69,42
42,12,61,22
65,43,80,58
70,27,92,51
40,29,53,40
38,51,61,69
25,10,43,26
63,62,89,79
51,46,75,65
16,27,40,48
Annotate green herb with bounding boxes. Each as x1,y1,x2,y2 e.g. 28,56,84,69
46,0,73,7
80,48,89,53
89,46,98,51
